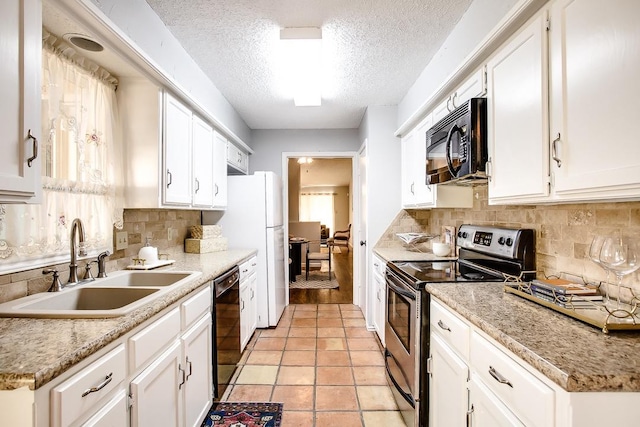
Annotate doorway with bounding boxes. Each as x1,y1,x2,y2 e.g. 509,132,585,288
282,153,357,304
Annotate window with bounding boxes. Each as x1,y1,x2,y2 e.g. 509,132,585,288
299,192,334,232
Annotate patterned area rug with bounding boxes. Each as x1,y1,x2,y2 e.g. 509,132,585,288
201,402,282,427
290,271,339,289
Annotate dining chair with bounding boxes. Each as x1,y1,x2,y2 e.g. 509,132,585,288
328,224,351,252
305,240,331,280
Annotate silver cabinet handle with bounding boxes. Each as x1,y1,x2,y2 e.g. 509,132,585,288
467,404,474,427
446,96,453,112
410,182,415,195
486,157,493,182
451,92,458,109
81,373,113,397
185,356,193,381
551,133,562,167
166,169,172,188
178,364,186,389
214,183,219,196
27,129,38,167
489,366,513,387
194,178,200,193
437,320,451,332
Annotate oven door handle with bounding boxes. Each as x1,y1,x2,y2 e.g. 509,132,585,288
385,350,415,407
386,277,416,301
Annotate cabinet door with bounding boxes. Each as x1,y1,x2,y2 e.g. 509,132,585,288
239,281,251,351
81,390,128,427
0,0,41,203
130,340,183,427
212,131,228,208
182,314,213,427
550,0,640,200
249,272,258,336
163,93,192,206
191,115,214,208
451,68,486,109
487,12,549,203
429,334,468,427
412,115,435,206
468,377,525,427
400,130,417,207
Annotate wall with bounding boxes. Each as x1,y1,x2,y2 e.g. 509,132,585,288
0,209,200,304
397,0,518,126
376,187,640,290
250,129,361,176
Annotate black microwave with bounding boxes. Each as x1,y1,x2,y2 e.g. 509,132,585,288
425,97,487,185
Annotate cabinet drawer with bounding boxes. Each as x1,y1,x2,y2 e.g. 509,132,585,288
51,344,126,427
470,331,554,427
182,285,212,329
372,255,386,276
430,299,470,359
81,389,128,427
130,307,180,371
239,256,257,279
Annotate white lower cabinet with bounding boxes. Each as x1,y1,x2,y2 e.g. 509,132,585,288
429,334,468,427
81,390,129,427
181,314,213,427
468,376,525,427
239,256,258,351
371,254,386,345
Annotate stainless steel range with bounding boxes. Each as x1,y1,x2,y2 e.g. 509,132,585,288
384,224,536,427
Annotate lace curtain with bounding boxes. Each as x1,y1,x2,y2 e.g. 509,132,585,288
299,193,335,233
0,32,123,274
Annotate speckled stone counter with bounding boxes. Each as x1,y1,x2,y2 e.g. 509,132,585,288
374,247,455,262
426,282,640,392
0,249,256,391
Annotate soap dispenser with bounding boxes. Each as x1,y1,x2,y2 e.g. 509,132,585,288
138,237,158,264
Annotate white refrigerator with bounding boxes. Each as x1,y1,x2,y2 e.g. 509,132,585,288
202,171,286,327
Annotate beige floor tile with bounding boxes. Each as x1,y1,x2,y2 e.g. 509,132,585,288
317,337,347,351
358,386,399,410
259,327,289,338
317,313,343,323
316,385,359,410
343,318,367,328
295,304,318,311
282,411,315,425
293,310,318,318
281,350,316,366
291,317,317,328
350,350,385,366
342,310,364,319
289,327,317,337
277,318,292,328
340,304,361,311
226,384,273,402
245,350,282,365
353,366,389,385
345,328,376,338
277,366,315,385
362,410,407,427
317,350,351,366
253,337,287,351
272,386,315,410
317,366,354,385
316,411,363,427
235,365,279,385
317,304,340,311
317,327,346,337
348,337,381,351
285,337,316,351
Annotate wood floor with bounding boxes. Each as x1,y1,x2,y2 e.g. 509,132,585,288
289,248,353,304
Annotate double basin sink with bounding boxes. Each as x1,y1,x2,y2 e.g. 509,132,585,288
0,270,202,319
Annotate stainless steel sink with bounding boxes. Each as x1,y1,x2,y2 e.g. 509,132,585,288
0,270,202,318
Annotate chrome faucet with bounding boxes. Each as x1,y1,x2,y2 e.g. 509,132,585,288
68,218,87,284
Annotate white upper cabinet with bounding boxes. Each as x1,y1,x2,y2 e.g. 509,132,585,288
401,114,473,209
487,11,550,204
488,0,640,204
163,93,193,206
191,115,214,208
432,68,486,123
0,0,41,203
212,131,229,208
227,141,249,175
549,0,640,201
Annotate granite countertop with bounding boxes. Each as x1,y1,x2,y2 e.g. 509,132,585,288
0,249,256,391
374,247,456,262
427,282,640,392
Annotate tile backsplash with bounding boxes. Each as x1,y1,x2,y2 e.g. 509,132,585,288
0,209,201,304
377,187,640,289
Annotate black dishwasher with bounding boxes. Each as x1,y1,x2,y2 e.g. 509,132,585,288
212,266,240,400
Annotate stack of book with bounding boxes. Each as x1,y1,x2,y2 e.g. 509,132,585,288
528,278,603,309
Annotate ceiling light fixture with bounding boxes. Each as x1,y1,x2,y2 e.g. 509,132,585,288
280,27,322,107
297,157,314,164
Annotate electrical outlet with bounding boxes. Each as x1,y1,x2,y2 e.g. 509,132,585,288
115,231,128,250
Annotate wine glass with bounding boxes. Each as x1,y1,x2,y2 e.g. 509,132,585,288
588,235,610,302
599,235,640,308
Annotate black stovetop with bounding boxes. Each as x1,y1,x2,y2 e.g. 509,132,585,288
387,259,505,288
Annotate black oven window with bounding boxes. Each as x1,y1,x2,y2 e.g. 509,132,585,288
388,289,411,352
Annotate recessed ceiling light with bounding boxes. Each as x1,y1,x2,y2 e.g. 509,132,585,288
280,27,322,107
63,33,104,52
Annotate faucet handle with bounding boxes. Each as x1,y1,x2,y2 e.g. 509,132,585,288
43,269,63,292
83,261,97,281
97,250,110,278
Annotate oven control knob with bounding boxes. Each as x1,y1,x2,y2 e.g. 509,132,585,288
498,237,505,245
505,237,513,247
458,231,468,239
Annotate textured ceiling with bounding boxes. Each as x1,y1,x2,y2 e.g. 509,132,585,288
144,0,473,130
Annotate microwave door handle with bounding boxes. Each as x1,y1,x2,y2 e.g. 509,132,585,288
446,124,462,177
